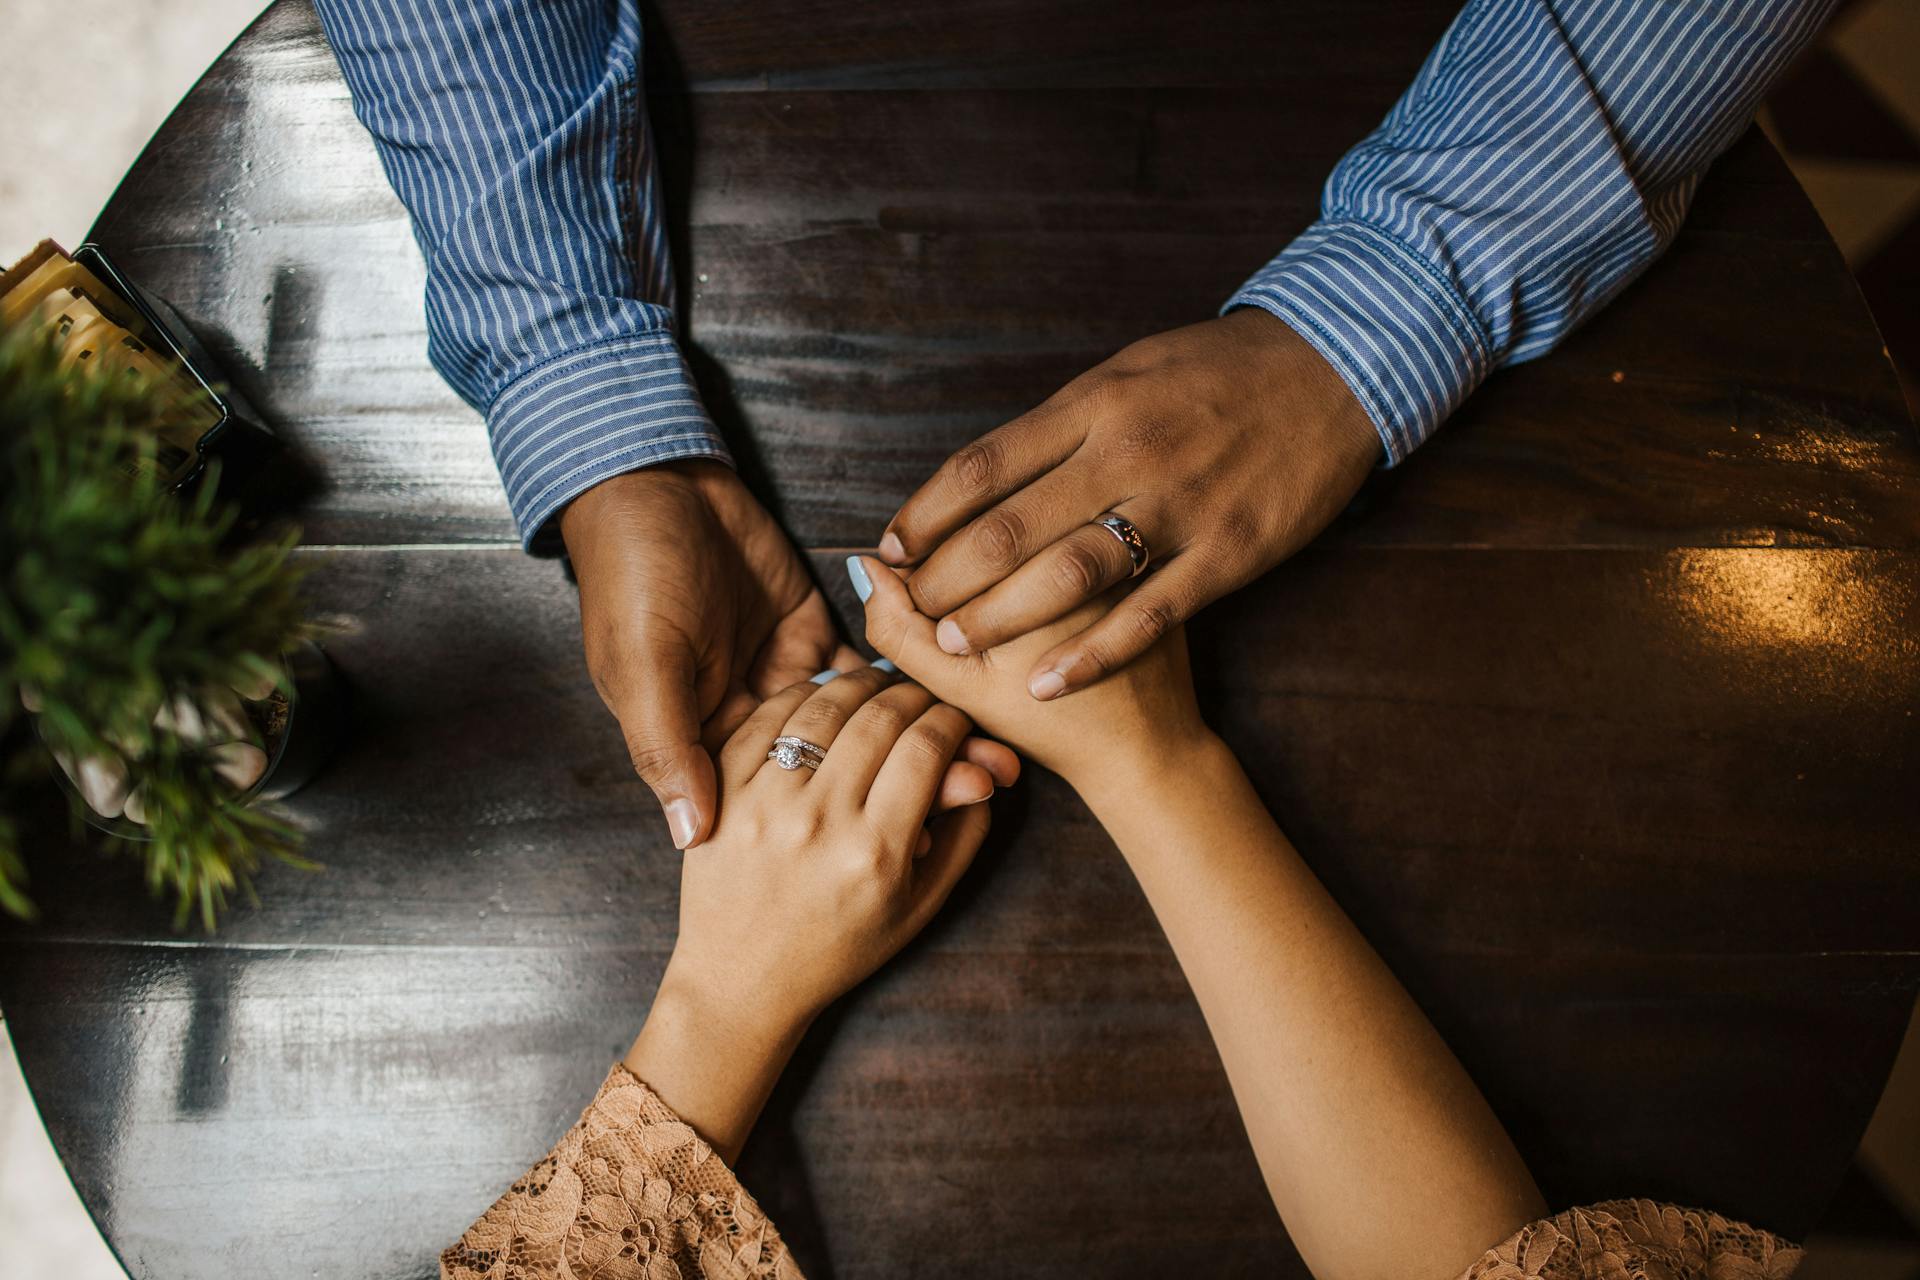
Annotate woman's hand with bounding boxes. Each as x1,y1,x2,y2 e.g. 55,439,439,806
874,309,1377,703
847,555,1209,788
627,666,996,1159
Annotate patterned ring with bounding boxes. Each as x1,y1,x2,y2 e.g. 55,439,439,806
767,736,827,771
1094,513,1150,578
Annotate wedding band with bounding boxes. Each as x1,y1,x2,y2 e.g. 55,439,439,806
1095,513,1150,578
768,736,827,771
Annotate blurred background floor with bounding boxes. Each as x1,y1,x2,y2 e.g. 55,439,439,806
0,0,1915,1276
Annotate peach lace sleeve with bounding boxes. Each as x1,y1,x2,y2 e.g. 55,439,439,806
441,1064,802,1280
1457,1199,1803,1280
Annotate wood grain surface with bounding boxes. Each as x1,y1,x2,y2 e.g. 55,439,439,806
2,0,1917,1277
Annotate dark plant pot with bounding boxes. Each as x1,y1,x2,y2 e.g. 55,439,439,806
43,639,348,838
255,639,347,801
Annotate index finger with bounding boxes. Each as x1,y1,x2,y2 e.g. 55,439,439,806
878,408,1081,567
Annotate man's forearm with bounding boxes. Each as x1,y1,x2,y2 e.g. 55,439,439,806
1077,739,1544,1280
1229,0,1836,465
312,0,731,551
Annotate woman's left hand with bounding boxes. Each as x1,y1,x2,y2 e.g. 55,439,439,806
628,667,997,1158
875,309,1379,702
674,666,993,1025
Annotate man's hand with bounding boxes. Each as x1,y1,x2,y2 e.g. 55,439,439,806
563,461,1016,849
877,309,1380,700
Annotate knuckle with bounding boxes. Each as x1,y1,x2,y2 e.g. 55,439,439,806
1072,638,1116,680
1213,504,1261,551
787,699,850,739
1052,540,1110,598
835,822,895,880
624,736,686,782
782,804,829,846
970,508,1028,572
950,438,1003,500
1104,337,1159,376
906,575,945,617
1170,467,1214,507
854,699,913,740
582,646,626,712
898,724,954,768
1128,597,1181,646
864,605,903,651
860,827,898,872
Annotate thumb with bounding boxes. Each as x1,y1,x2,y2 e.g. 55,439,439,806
847,554,949,677
614,639,718,850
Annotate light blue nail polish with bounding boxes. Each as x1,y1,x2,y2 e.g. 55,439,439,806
809,668,840,685
846,555,873,602
869,658,897,674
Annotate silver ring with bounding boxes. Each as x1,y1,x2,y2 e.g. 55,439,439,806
1095,513,1150,578
768,736,827,771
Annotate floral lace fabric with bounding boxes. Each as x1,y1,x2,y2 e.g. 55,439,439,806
441,1065,800,1280
1459,1198,1802,1280
444,1067,1797,1280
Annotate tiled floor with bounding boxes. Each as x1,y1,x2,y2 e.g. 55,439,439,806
1,1,1916,1277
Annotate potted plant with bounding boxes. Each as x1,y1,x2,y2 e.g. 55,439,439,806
0,325,338,929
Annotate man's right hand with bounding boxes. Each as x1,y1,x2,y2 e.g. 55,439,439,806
561,461,1017,849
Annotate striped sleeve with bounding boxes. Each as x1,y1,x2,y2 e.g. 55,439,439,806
312,0,729,552
1227,0,1836,464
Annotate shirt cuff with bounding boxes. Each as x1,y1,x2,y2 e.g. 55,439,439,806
486,332,732,553
1223,219,1493,465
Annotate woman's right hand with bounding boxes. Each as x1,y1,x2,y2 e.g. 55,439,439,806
848,555,1210,789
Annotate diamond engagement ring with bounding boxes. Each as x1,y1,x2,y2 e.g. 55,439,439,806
1095,513,1150,578
768,736,827,771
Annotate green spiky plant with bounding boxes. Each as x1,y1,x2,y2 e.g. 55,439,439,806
0,323,314,928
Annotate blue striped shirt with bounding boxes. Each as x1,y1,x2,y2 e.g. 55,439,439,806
313,0,1833,549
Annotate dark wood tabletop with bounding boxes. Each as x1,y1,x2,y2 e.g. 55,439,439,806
4,1,1918,1276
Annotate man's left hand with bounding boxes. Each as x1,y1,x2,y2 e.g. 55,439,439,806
876,309,1381,701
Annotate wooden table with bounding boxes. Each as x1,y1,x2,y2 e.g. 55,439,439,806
4,1,1918,1276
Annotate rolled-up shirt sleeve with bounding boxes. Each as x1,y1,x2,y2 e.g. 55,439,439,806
313,0,730,551
1227,0,1836,464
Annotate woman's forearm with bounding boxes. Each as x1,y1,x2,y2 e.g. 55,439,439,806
1076,734,1544,1280
623,966,810,1164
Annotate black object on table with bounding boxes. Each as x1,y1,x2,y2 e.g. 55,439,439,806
2,2,1917,1276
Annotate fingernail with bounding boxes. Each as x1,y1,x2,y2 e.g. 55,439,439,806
878,532,906,564
869,658,898,674
1028,670,1067,701
665,798,698,850
846,555,873,602
936,618,969,655
809,668,840,685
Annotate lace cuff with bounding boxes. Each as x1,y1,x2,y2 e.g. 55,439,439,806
442,1064,801,1280
1457,1198,1802,1280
